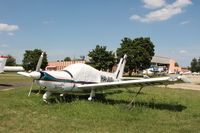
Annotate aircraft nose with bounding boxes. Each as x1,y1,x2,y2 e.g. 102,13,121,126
29,71,41,79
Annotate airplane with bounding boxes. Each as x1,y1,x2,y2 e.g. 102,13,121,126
179,71,192,75
0,56,8,74
192,72,200,75
18,53,190,103
143,65,168,75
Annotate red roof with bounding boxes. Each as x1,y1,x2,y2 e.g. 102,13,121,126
0,56,8,58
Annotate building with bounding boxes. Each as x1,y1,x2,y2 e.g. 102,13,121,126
46,56,188,73
46,60,86,71
151,56,188,73
4,66,24,72
0,56,8,73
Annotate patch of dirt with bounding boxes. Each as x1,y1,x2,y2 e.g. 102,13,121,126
0,82,31,91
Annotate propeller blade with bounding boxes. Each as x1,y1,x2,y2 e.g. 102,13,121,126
36,52,44,72
28,80,34,96
17,72,31,77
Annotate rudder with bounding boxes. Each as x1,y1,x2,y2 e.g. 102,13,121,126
115,54,127,80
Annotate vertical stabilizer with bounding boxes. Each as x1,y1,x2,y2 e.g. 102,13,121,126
0,56,8,73
115,54,127,80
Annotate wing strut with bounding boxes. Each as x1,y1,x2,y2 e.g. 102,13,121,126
125,86,144,110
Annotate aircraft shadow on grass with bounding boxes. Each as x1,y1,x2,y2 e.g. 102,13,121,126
0,84,13,90
0,84,13,87
31,89,186,112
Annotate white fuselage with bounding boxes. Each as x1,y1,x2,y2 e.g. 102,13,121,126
36,63,117,93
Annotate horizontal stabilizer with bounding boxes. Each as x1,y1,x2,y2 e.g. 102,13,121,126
178,76,190,83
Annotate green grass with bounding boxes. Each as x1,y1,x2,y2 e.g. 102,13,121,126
0,73,200,133
0,72,32,84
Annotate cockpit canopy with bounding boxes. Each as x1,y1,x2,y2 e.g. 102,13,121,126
63,63,100,83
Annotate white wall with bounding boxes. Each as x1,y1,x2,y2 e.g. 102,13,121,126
4,66,24,72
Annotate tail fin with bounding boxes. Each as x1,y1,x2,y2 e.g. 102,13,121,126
115,54,127,80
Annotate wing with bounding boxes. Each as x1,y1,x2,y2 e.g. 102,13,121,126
78,76,189,91
121,75,150,80
121,77,144,80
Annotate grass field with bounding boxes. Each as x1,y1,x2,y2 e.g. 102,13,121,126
0,72,32,84
0,72,200,133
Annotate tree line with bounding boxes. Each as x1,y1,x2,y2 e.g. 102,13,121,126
5,37,155,75
190,57,200,72
7,37,199,74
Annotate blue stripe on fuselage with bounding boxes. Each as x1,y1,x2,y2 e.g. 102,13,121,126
38,72,97,84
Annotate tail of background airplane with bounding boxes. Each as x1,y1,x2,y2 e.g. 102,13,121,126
0,56,8,73
114,54,127,80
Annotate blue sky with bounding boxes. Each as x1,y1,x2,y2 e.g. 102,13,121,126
0,0,199,67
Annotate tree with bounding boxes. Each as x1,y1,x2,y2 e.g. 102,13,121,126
190,58,198,72
80,55,85,61
88,45,115,71
198,58,200,72
117,37,155,75
71,56,86,61
22,49,48,71
6,55,16,66
191,57,200,72
64,57,71,61
175,62,179,67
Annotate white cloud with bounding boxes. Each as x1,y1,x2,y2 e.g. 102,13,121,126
143,0,166,9
42,20,54,24
170,0,192,8
0,23,19,31
130,15,141,20
0,44,8,48
8,32,14,36
130,0,192,23
130,7,182,22
180,20,190,24
42,21,50,24
179,50,188,54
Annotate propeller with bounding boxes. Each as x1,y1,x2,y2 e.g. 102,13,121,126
17,52,44,96
17,72,31,77
36,52,44,72
28,80,34,96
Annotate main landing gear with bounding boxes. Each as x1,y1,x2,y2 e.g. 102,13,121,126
43,91,51,103
42,90,96,103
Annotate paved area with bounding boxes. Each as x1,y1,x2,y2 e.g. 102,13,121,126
166,75,200,91
0,82,31,91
